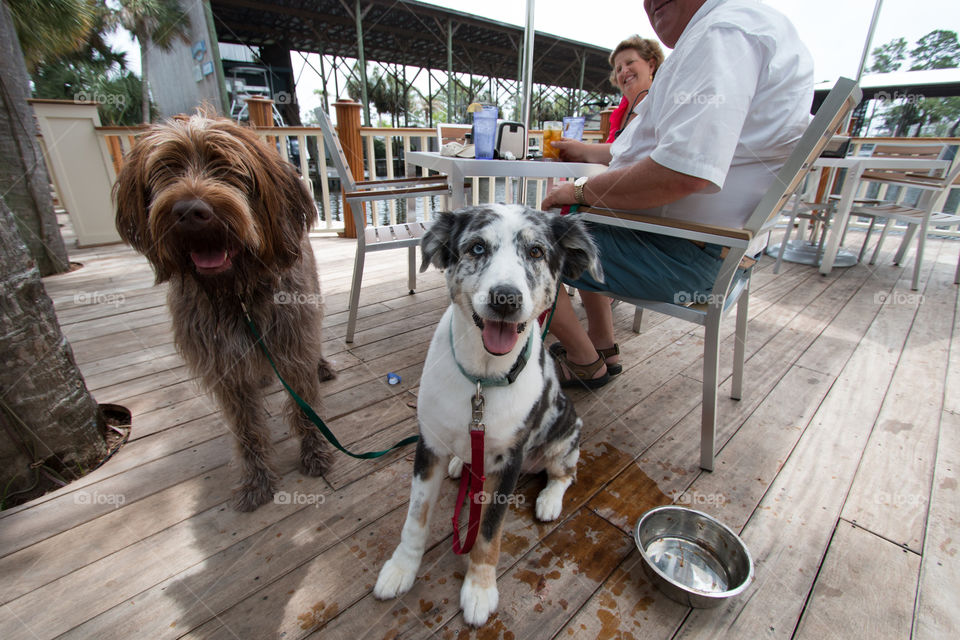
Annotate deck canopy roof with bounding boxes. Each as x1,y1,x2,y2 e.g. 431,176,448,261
210,0,617,93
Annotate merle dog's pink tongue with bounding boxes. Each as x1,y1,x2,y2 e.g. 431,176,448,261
190,250,227,269
481,320,519,355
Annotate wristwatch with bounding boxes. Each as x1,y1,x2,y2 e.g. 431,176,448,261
574,176,589,206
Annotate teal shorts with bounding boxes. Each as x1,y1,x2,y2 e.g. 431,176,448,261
565,221,728,304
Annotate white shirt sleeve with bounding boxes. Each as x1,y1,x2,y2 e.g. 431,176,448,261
649,26,765,191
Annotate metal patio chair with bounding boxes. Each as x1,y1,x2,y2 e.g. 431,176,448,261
316,110,452,343
573,77,861,471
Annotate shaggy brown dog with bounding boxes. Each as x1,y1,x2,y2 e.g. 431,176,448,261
114,115,333,511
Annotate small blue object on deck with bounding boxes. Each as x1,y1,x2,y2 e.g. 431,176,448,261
387,373,401,385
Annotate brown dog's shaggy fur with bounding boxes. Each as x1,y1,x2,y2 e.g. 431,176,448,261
114,115,333,511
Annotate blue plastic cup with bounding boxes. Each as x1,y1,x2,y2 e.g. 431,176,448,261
562,116,585,142
472,106,498,159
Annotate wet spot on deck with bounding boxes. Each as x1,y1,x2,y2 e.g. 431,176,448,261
297,600,339,630
882,419,913,434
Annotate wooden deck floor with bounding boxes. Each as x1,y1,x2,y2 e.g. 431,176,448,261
2,227,958,639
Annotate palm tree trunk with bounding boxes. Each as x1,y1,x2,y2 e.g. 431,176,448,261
0,1,69,276
0,196,106,498
140,37,151,123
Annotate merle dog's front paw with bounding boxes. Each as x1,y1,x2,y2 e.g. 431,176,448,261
374,556,418,599
460,574,498,627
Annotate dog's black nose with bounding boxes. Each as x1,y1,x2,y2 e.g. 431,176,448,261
488,285,523,315
173,199,214,229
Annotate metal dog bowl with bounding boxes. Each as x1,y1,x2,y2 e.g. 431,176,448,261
635,506,753,608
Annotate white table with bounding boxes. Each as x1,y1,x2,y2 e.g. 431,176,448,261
405,151,607,209
815,155,949,275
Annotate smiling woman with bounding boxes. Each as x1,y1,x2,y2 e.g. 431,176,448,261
607,35,664,142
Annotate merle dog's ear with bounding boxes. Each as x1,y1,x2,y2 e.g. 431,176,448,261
549,214,603,282
420,210,468,272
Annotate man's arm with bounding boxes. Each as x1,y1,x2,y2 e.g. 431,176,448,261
550,139,613,165
541,157,711,211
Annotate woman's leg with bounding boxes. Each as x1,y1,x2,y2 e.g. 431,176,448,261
580,291,619,367
549,287,607,380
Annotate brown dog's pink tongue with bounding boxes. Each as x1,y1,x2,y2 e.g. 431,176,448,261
190,250,227,269
481,320,519,355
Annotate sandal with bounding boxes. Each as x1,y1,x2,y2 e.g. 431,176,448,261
596,344,623,376
550,342,622,377
550,346,610,389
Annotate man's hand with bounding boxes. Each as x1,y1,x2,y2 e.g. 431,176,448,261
541,182,576,211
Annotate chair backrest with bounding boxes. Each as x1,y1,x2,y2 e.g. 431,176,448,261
316,109,358,193
437,122,472,147
747,77,862,236
860,142,945,160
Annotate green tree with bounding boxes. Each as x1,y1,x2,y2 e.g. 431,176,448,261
28,0,150,125
117,0,190,123
868,37,907,73
866,31,960,137
7,0,95,71
910,29,960,70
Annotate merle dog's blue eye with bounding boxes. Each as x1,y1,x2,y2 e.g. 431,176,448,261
528,245,544,259
470,242,485,255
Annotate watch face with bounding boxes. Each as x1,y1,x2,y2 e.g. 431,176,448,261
575,177,588,186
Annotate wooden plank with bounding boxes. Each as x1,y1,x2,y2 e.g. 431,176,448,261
793,521,920,639
74,341,178,381
434,511,633,638
0,425,283,552
58,456,434,640
914,410,960,638
588,263,874,535
70,322,174,365
840,249,953,552
671,255,928,639
555,554,690,639
202,425,643,640
0,445,262,605
795,264,908,376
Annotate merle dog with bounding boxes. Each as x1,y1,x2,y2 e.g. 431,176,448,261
374,204,601,626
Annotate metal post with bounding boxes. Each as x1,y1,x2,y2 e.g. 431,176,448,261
447,19,454,120
845,0,883,133
354,0,371,126
520,0,535,140
577,54,586,116
319,54,329,113
856,0,884,82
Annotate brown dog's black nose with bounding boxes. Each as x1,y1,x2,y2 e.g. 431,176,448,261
173,199,214,229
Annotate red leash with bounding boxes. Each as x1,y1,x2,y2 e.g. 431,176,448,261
451,428,485,554
452,387,487,555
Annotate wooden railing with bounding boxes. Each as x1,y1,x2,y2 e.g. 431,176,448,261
94,123,606,233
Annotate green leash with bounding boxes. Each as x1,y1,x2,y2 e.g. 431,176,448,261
241,281,561,460
241,301,417,459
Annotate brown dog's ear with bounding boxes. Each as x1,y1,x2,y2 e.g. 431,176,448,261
113,137,171,282
240,126,317,270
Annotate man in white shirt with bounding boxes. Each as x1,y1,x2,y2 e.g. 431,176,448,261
541,0,813,388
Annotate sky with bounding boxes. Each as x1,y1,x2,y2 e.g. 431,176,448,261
108,0,960,117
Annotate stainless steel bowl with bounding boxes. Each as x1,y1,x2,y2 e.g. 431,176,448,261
635,505,754,608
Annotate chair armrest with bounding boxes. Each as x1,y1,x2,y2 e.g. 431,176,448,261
576,206,753,248
344,183,451,203
354,175,449,187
